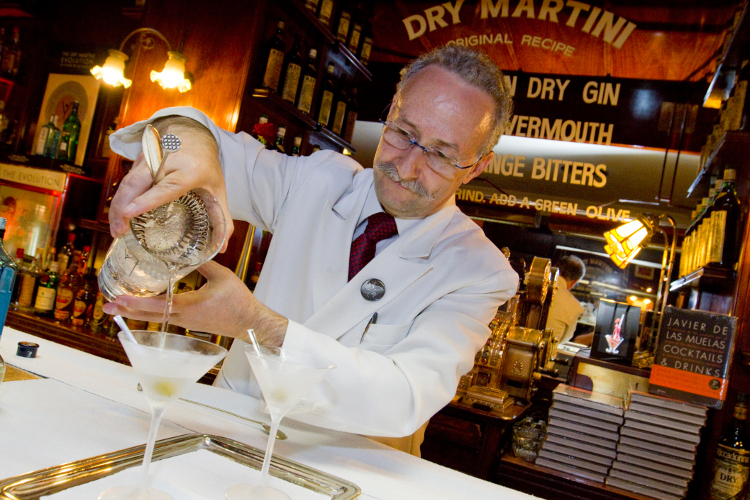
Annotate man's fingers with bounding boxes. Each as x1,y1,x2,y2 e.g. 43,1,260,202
109,155,154,237
196,260,229,281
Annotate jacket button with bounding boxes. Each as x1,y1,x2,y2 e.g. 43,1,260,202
313,403,324,413
297,398,308,408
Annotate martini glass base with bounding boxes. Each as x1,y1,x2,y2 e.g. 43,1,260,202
224,483,291,500
98,485,174,500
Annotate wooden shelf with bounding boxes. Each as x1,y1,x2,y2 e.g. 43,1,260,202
687,131,750,199
251,88,318,129
703,2,750,105
79,218,110,234
669,265,736,292
315,124,357,153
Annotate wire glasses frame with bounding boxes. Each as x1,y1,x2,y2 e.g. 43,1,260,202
379,119,486,176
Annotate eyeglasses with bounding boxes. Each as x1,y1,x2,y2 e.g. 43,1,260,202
379,120,485,177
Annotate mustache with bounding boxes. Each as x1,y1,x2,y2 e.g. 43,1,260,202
375,162,435,200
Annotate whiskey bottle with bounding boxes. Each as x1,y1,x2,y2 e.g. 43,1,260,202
317,0,335,27
280,34,303,103
34,261,59,317
709,393,749,499
304,0,319,12
335,0,352,44
296,48,318,115
57,101,81,163
57,232,76,274
343,86,358,142
330,80,347,135
317,63,336,127
262,21,286,92
346,4,363,54
54,251,81,322
273,126,287,154
708,167,742,269
291,136,302,156
71,270,94,327
0,218,17,339
35,115,58,156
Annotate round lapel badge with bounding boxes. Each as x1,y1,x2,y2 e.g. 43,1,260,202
361,279,386,301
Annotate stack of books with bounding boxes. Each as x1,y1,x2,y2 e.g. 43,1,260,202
535,385,625,483
605,390,708,499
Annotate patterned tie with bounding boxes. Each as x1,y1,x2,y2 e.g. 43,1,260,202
349,212,397,281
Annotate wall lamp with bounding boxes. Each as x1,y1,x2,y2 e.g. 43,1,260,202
90,28,193,92
604,213,676,353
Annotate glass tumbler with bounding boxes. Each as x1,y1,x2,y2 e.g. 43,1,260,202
98,188,226,302
512,416,547,462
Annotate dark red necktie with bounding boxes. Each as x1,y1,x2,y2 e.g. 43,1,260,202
349,212,397,281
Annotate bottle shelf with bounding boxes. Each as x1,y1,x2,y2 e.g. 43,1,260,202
687,131,750,199
315,124,357,153
251,88,318,129
703,2,750,106
669,265,736,292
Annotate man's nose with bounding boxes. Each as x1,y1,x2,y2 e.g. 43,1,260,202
397,145,424,180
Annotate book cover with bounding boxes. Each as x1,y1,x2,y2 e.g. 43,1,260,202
548,416,620,442
535,456,607,483
617,442,695,470
553,384,625,416
611,460,690,488
545,433,618,459
616,451,694,480
619,427,697,452
538,449,611,475
549,407,621,433
618,436,697,462
625,409,704,435
606,476,683,500
628,401,707,426
622,419,702,444
608,468,687,497
541,441,614,467
629,390,708,417
552,400,625,425
650,306,737,409
548,427,619,450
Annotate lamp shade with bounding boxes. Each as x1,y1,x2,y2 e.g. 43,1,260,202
90,49,132,88
150,51,191,92
603,216,652,269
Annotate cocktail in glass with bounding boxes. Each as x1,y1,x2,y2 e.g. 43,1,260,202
98,331,227,500
224,345,335,500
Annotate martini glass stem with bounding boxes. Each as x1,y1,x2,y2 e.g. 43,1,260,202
138,406,168,491
258,415,283,487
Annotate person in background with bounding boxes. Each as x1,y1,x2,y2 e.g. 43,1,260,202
102,45,518,454
546,255,586,347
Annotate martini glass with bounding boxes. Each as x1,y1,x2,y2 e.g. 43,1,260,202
98,331,227,500
224,345,335,500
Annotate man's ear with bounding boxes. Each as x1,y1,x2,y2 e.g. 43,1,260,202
463,151,493,184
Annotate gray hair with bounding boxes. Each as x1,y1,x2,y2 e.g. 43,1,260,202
393,45,513,155
557,255,586,284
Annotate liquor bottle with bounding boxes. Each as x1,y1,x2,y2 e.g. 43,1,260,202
709,393,749,499
335,0,352,44
261,21,286,93
35,115,58,156
43,115,61,158
291,136,302,156
343,86,358,143
71,270,95,327
697,185,719,270
317,0,335,27
57,102,81,163
34,261,59,317
330,81,348,135
347,4,363,54
727,60,748,132
317,63,336,127
1,27,20,77
680,207,698,277
57,232,76,274
280,34,303,103
0,218,17,338
273,126,287,153
16,250,40,313
54,251,81,322
304,0,319,12
88,289,109,333
703,179,724,268
708,168,742,269
358,22,372,66
692,196,711,271
296,48,318,115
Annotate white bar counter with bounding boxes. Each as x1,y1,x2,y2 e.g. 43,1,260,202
0,327,539,499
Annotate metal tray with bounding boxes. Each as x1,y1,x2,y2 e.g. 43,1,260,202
0,434,360,499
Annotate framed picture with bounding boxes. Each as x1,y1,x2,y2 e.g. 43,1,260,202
590,299,641,363
34,73,100,166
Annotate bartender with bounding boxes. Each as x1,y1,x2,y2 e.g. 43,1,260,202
103,45,518,454
546,255,586,346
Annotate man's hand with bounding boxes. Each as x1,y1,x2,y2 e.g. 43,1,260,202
109,116,234,250
101,261,288,346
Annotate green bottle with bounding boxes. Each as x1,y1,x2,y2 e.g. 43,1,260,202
57,102,81,163
34,260,60,317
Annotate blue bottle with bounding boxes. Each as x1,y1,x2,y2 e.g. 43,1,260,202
0,217,18,339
